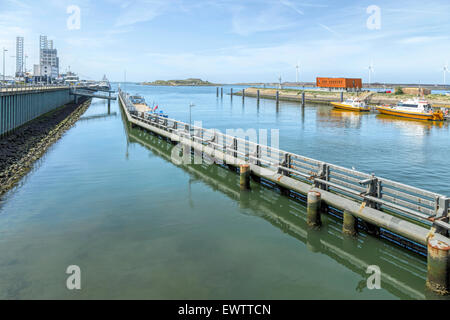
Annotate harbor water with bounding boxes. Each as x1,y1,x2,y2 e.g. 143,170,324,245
0,83,449,299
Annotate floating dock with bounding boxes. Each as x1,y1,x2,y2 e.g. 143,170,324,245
118,88,450,295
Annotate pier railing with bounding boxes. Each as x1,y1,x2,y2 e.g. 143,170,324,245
119,89,449,231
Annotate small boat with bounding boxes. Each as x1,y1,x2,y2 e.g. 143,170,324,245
331,98,370,112
129,94,169,118
376,98,444,121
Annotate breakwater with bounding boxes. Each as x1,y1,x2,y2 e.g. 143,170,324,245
231,88,450,107
0,97,92,196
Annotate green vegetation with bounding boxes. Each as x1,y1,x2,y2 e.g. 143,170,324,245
141,78,217,86
394,87,404,95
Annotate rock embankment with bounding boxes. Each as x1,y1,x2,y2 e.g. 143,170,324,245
0,98,92,196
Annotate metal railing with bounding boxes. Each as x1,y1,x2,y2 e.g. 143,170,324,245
119,89,450,229
0,82,109,95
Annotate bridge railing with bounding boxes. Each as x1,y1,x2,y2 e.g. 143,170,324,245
119,89,449,229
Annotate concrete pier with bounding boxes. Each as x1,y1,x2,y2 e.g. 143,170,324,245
427,237,450,295
240,164,251,190
118,88,450,295
343,211,358,236
307,191,322,227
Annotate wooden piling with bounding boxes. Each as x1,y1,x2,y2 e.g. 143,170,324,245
240,164,251,190
216,87,219,97
276,91,279,104
242,89,245,101
230,88,233,99
307,191,322,227
302,92,305,107
221,87,223,98
257,89,260,102
426,237,450,295
340,92,344,102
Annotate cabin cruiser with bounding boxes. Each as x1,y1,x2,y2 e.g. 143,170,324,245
331,98,370,112
376,98,444,121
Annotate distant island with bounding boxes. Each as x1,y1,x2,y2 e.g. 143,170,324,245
141,78,219,86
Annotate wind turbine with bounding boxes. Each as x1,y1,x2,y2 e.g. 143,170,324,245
443,62,449,86
295,62,300,84
368,61,374,89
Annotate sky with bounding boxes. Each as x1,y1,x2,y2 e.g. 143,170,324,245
1,0,450,83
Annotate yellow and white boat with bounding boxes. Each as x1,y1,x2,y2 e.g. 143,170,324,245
331,98,370,112
376,98,444,121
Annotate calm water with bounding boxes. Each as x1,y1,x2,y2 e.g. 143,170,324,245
0,83,449,300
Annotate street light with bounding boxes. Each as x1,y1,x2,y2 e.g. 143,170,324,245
189,102,195,137
2,48,8,83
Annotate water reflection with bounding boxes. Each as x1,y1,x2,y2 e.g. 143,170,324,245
376,114,446,138
123,112,443,300
316,106,364,130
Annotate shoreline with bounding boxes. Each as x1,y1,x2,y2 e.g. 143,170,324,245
0,98,92,197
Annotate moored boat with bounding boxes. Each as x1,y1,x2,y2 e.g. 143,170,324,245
331,98,370,112
376,98,444,121
128,94,168,118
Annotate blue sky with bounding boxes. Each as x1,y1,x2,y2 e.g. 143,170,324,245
1,0,450,83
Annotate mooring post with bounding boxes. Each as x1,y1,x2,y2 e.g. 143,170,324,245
230,88,233,99
343,211,358,236
257,89,260,102
221,87,223,98
302,92,305,107
307,190,322,227
242,89,245,101
340,91,344,102
240,164,251,191
216,87,219,97
426,237,450,295
276,91,279,104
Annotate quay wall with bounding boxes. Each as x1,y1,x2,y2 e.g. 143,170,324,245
0,88,74,137
0,97,92,196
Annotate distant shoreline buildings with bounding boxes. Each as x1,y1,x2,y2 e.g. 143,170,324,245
33,35,59,82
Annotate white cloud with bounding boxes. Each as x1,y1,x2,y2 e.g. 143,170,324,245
399,36,448,44
114,0,174,27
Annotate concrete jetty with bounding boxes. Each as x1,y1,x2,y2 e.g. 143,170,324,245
118,88,450,295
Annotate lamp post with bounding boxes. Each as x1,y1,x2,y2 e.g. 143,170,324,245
189,102,195,137
2,48,7,83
